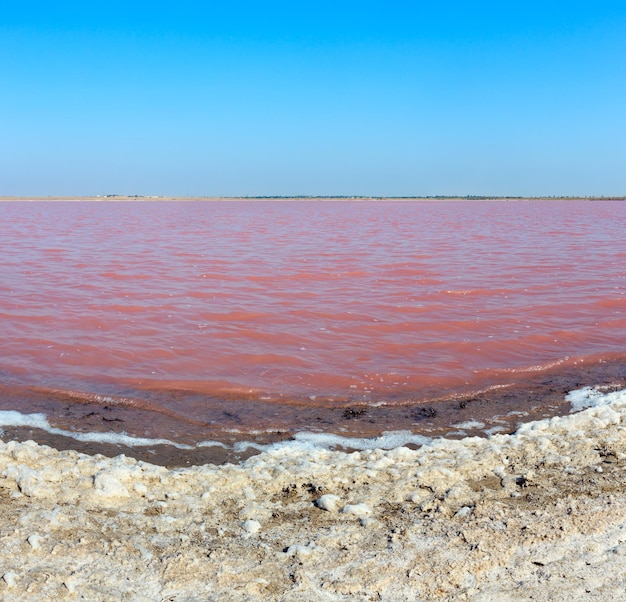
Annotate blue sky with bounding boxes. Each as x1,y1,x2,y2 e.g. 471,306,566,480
1,1,625,196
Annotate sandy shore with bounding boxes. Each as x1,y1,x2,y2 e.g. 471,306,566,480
1,386,626,600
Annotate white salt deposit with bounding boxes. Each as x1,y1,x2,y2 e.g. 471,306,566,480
0,386,625,600
0,410,194,449
566,384,625,411
236,429,432,454
0,408,434,455
453,419,486,429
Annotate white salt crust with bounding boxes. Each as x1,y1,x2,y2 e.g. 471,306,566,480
0,387,625,600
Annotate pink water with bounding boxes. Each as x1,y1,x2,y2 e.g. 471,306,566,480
1,199,625,447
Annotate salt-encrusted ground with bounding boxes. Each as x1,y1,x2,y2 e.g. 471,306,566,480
1,387,626,601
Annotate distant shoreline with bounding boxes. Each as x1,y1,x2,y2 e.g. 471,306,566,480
0,195,624,202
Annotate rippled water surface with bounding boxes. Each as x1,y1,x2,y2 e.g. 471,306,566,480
1,200,625,447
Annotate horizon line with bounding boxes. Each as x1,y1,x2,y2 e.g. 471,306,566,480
1,194,625,201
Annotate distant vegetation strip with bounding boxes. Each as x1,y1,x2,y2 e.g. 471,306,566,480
1,195,624,201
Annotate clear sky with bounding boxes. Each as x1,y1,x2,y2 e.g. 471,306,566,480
1,1,625,197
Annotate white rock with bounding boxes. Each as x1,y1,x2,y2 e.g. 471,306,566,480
315,494,341,512
239,504,260,520
284,544,316,557
6,466,51,498
93,473,130,498
342,503,371,517
242,519,261,534
407,490,428,504
27,534,43,550
63,576,80,593
2,572,18,587
455,506,473,518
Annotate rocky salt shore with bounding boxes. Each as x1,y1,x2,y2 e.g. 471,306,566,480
1,387,626,601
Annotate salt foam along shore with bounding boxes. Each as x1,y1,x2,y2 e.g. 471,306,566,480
1,386,626,601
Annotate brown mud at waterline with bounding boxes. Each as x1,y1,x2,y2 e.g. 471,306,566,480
1,356,625,467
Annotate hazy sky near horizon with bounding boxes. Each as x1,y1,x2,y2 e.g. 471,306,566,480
1,1,625,197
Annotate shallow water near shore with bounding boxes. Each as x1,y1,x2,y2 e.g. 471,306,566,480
1,354,626,466
0,199,625,461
